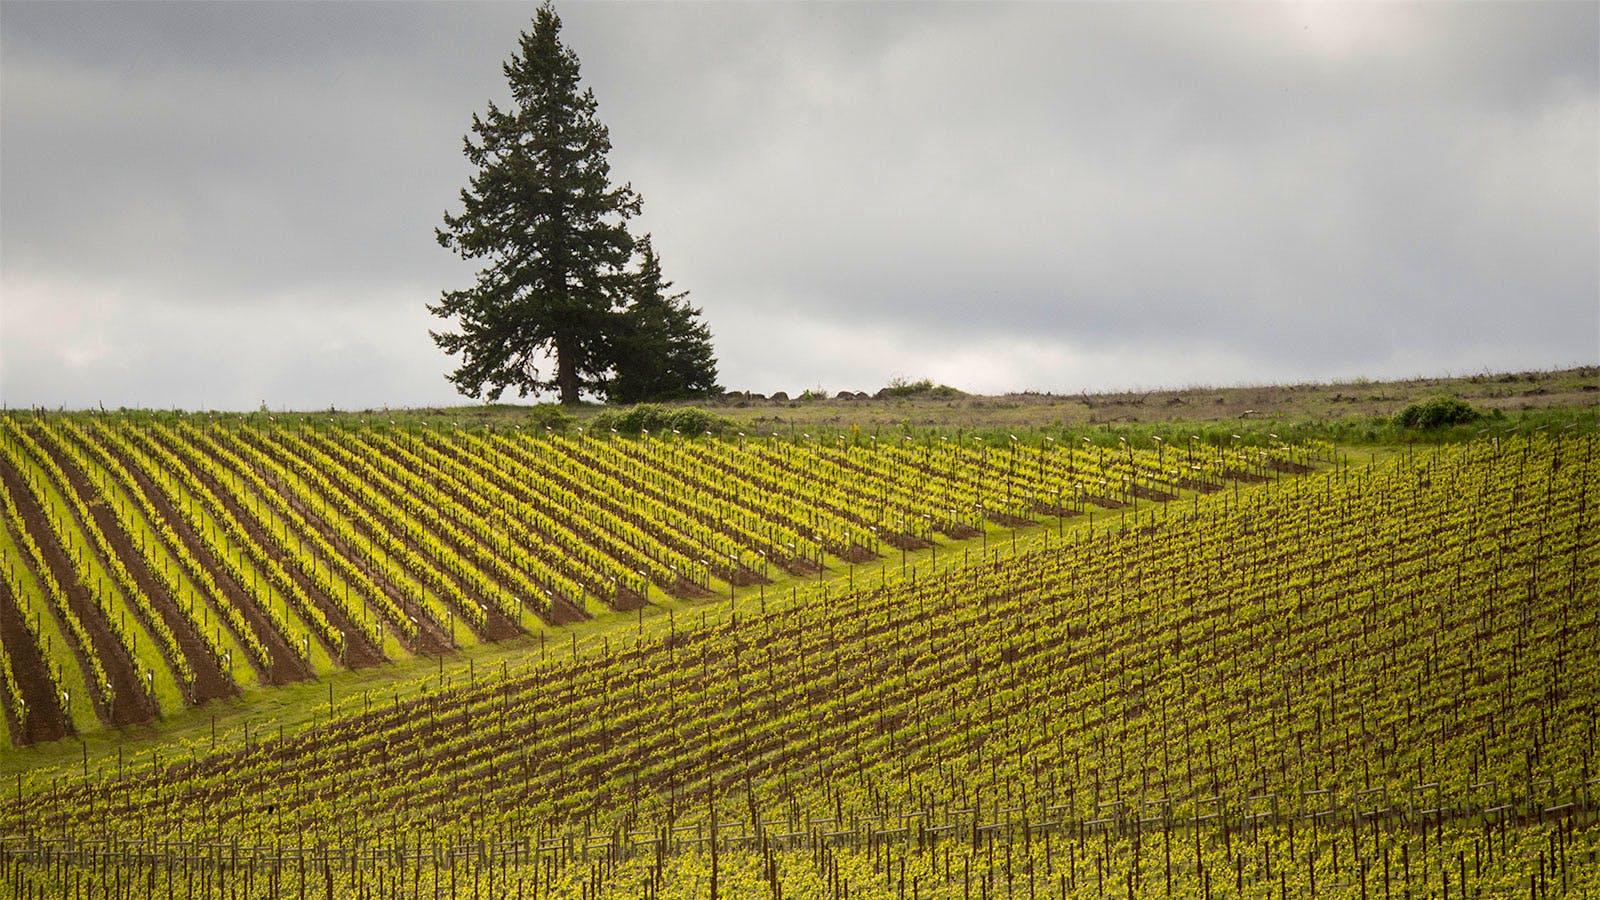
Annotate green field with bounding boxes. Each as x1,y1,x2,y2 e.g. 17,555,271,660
0,371,1596,897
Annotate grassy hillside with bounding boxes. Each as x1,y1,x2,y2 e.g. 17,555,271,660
708,365,1600,431
0,432,1594,897
326,365,1598,436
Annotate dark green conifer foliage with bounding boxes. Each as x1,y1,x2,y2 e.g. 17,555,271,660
607,236,720,404
431,2,640,405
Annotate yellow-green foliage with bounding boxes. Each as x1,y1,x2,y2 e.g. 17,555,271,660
0,436,1593,898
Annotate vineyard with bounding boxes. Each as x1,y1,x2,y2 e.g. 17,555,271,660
0,415,1595,897
0,414,1298,744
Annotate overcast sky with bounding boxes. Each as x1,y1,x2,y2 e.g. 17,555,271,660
2,1,1595,410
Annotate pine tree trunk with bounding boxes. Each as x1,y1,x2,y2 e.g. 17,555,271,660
556,339,581,406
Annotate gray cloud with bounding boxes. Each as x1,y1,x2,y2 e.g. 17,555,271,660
3,1,1595,408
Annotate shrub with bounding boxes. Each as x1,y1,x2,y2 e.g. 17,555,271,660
878,376,965,400
526,404,576,432
591,404,733,436
668,407,731,435
1393,396,1483,430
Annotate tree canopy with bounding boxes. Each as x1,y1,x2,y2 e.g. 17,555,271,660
431,2,716,405
606,236,719,404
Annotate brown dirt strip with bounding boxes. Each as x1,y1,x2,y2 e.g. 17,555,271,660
835,543,877,564
1224,469,1271,483
175,449,385,671
37,598,992,829
39,435,236,704
1266,460,1315,475
670,577,712,599
548,447,787,581
687,449,879,552
573,448,805,579
299,429,572,634
95,438,307,686
778,556,824,577
879,531,933,551
0,576,72,744
1030,503,1082,517
0,456,153,727
378,433,628,617
543,439,804,575
73,611,920,824
546,595,588,626
609,588,651,612
725,565,772,588
42,494,1247,803
473,603,523,642
1127,484,1177,502
20,501,1533,835
255,464,455,656
425,436,687,606
258,431,484,648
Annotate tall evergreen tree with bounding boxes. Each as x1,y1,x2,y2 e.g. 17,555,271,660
607,236,720,403
431,2,639,405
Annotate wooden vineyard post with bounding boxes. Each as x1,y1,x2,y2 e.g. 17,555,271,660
709,785,720,900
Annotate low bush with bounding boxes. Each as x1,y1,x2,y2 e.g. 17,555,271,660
590,404,733,436
1394,396,1483,430
879,377,965,399
526,404,576,432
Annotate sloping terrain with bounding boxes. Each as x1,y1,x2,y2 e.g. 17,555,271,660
2,416,1283,741
0,435,1593,897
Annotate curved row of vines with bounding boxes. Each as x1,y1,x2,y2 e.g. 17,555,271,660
0,435,1592,898
0,415,1309,740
